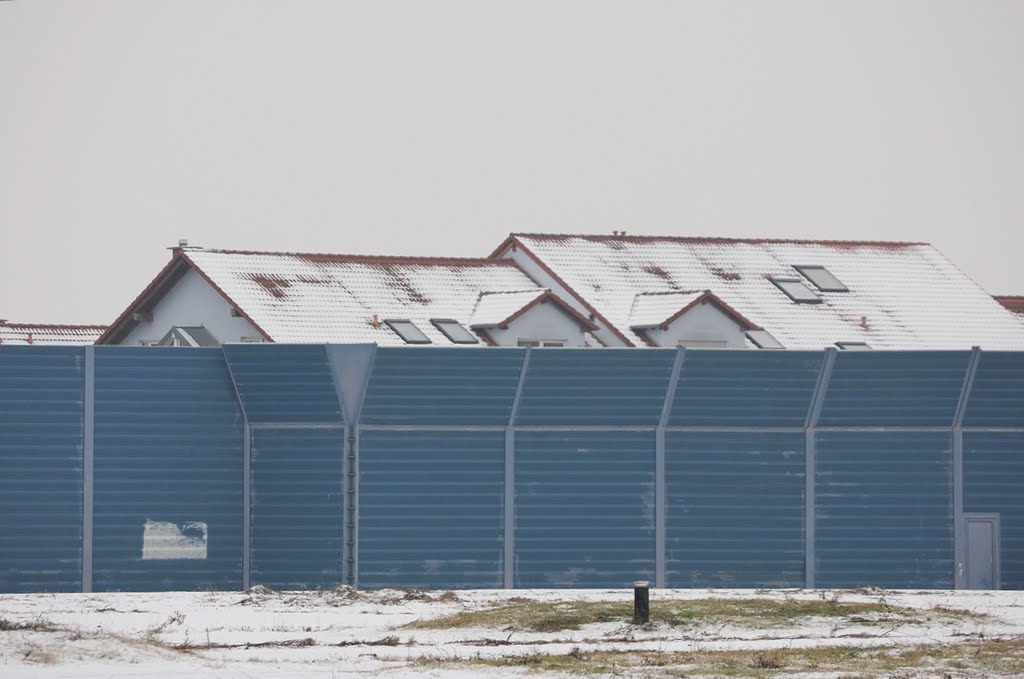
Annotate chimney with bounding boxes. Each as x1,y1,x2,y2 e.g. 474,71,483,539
371,314,382,329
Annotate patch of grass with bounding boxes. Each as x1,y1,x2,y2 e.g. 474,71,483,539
404,596,978,633
0,617,59,632
468,638,1024,677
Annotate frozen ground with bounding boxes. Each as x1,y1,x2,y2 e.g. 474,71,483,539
1,587,1023,678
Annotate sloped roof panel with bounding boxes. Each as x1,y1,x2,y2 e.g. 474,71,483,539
469,290,547,328
183,250,546,345
0,322,106,345
509,234,1024,350
628,291,704,329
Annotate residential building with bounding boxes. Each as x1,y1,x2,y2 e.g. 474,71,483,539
0,320,107,345
97,243,596,347
491,233,1024,350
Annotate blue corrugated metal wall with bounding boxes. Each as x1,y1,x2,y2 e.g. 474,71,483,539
671,351,823,427
515,431,657,588
93,348,244,591
361,348,525,425
964,433,1024,590
517,349,674,426
1,346,1023,592
223,344,342,424
815,432,954,589
963,352,1024,428
819,351,970,427
251,427,345,589
0,347,84,592
359,430,505,589
666,432,805,588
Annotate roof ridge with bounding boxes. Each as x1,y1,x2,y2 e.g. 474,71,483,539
199,248,519,266
633,289,705,297
511,232,931,247
2,322,108,330
478,288,548,296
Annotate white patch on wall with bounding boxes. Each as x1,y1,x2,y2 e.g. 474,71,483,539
142,520,208,560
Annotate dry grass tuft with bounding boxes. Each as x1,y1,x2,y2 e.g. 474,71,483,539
404,596,978,633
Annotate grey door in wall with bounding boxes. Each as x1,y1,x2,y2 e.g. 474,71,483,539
964,514,1000,590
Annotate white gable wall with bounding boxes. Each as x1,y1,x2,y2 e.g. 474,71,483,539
484,301,591,347
119,269,260,346
641,303,747,348
500,247,628,346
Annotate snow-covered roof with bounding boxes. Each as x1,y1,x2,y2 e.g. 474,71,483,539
629,291,705,329
124,249,551,345
497,234,1024,350
0,321,107,345
469,290,548,328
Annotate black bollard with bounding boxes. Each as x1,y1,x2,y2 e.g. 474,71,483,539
633,580,650,624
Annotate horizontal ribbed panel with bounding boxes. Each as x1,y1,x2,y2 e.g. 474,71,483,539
516,349,674,426
819,352,970,427
223,344,342,423
666,432,805,588
815,431,953,589
0,347,84,592
670,351,823,427
359,430,504,588
514,431,655,587
361,348,525,425
963,353,1024,428
251,428,344,589
964,432,1024,589
93,348,243,591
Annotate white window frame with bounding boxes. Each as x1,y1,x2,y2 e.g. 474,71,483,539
676,339,730,349
836,341,872,351
517,339,566,348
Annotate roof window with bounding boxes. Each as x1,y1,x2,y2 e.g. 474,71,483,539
430,319,478,344
836,341,871,351
746,329,784,349
771,278,822,304
794,265,848,292
384,319,432,344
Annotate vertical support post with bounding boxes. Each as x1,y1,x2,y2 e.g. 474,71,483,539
504,349,531,589
82,346,95,594
242,423,252,590
804,348,837,590
326,344,376,588
350,426,360,589
953,347,981,589
633,580,650,624
655,348,685,589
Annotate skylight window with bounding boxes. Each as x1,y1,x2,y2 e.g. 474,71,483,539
794,265,848,292
746,329,785,349
771,278,822,304
836,341,872,351
430,319,478,344
384,319,431,344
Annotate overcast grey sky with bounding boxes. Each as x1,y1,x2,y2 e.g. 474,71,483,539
2,1,1022,324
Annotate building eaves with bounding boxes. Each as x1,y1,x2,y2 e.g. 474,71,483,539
490,234,636,346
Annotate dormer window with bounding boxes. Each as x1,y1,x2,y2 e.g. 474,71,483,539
746,329,784,349
430,319,478,344
771,278,822,304
794,265,848,292
384,319,431,344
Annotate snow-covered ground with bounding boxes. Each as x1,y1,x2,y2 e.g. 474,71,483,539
1,587,1022,678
